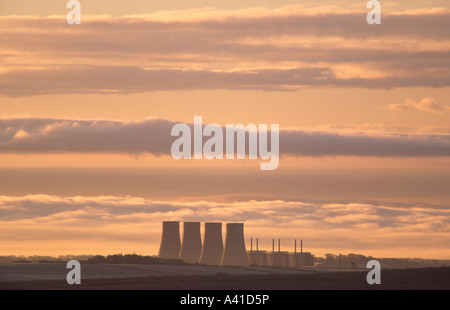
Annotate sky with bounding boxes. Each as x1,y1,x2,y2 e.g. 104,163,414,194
0,0,449,259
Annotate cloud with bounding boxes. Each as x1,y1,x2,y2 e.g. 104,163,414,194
1,117,450,157
1,8,449,96
0,66,336,96
385,97,450,113
318,124,450,134
0,117,175,155
1,195,449,257
1,66,449,97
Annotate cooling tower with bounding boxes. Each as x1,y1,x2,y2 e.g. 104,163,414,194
158,221,181,259
198,222,224,265
179,222,202,263
220,223,250,266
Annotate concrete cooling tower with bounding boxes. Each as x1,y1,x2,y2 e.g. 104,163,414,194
220,223,249,266
158,221,181,259
198,222,224,265
179,222,202,263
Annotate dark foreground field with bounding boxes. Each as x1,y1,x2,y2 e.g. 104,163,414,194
2,267,449,290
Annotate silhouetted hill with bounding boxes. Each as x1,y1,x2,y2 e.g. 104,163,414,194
315,253,450,269
2,253,449,269
82,254,189,265
0,254,190,265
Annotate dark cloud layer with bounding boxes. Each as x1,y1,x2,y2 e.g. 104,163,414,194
1,65,449,97
1,117,450,157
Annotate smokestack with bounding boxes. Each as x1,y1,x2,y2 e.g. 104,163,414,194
220,223,249,266
272,238,275,252
179,222,202,263
295,239,297,254
301,239,303,253
256,238,259,251
198,222,223,265
278,239,280,252
158,221,181,259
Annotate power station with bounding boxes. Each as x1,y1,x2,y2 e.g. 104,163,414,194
158,221,314,267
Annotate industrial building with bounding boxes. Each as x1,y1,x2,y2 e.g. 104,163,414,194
158,221,314,267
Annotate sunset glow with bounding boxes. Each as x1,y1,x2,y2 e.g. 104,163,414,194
1,0,449,260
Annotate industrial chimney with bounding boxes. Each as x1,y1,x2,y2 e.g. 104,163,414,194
158,221,181,259
198,222,224,265
179,222,202,263
220,223,249,266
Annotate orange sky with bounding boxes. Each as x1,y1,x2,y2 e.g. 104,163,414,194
0,0,449,259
